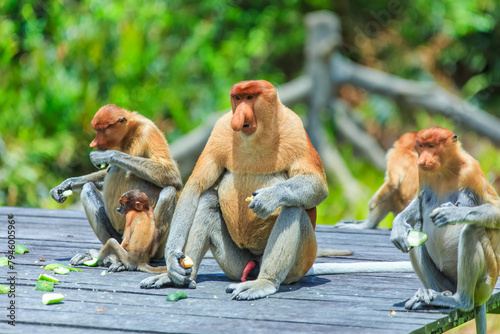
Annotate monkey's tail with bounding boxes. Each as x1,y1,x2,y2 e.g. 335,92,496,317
138,263,168,274
305,261,413,276
474,304,487,334
316,248,354,257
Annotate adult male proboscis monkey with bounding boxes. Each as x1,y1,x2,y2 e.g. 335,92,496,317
50,105,182,270
140,80,335,300
391,127,500,334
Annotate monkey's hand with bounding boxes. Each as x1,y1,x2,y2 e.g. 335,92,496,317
70,249,99,265
248,187,281,219
390,219,412,253
90,150,119,169
429,202,463,227
50,178,76,203
166,251,195,287
140,273,172,289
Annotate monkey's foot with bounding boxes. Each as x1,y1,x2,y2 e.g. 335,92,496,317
226,279,278,300
70,249,99,265
334,220,372,229
140,274,173,289
108,261,126,272
405,288,454,310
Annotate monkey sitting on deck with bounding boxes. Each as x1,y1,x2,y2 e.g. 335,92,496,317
336,132,418,229
86,189,167,273
391,126,500,334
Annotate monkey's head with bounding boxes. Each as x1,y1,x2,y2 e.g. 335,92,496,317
90,105,133,150
116,189,150,215
395,132,418,151
229,80,278,137
415,127,458,172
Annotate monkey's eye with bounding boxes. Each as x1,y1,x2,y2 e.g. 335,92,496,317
247,95,253,100
428,144,435,148
235,96,241,101
418,143,423,148
119,117,127,123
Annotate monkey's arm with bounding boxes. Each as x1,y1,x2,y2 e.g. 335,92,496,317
89,150,182,190
430,202,500,229
390,197,422,253
50,170,107,203
249,174,328,219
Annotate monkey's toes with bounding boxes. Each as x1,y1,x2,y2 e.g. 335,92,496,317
227,280,278,301
70,253,91,265
140,274,172,289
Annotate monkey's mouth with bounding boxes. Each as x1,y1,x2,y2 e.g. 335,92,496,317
243,124,250,128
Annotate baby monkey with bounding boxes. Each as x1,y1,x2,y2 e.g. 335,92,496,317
95,189,167,273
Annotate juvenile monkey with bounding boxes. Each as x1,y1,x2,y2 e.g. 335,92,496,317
391,127,500,333
88,189,167,273
50,105,182,269
140,80,331,300
336,132,418,229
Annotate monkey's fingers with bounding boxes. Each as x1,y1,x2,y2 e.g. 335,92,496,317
70,253,92,265
108,261,126,272
140,274,172,289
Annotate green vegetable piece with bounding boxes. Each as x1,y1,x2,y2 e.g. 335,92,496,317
408,230,428,247
166,290,188,302
44,263,82,272
42,293,64,305
0,257,9,266
62,190,73,197
83,258,98,267
14,244,29,254
100,163,107,169
38,274,59,283
36,280,54,292
53,267,70,275
0,285,10,294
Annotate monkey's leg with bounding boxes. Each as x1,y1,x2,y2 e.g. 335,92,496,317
185,189,253,283
98,238,136,272
227,206,310,300
152,186,177,259
414,226,493,312
71,182,122,265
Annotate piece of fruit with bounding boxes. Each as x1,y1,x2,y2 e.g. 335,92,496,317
245,196,255,203
166,290,188,302
0,285,10,294
44,263,82,272
0,257,9,266
14,244,29,254
35,280,54,292
42,293,64,305
38,274,59,283
53,267,70,275
408,230,428,247
83,258,98,267
62,190,73,197
179,255,194,269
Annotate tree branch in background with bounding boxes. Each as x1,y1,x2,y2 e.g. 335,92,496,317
331,99,386,172
331,54,500,145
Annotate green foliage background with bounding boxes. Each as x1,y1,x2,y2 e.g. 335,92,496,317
2,0,500,230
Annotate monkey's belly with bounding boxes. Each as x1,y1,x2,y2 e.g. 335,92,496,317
423,216,462,280
218,172,287,254
103,167,161,234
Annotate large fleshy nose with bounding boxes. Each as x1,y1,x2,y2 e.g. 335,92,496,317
90,138,98,148
231,103,257,135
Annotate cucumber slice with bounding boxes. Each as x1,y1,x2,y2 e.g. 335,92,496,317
44,263,82,272
53,267,70,275
42,293,64,305
83,258,98,267
166,290,188,302
0,285,10,294
14,244,29,254
35,280,54,292
38,274,59,283
100,163,107,169
0,257,9,266
408,230,428,247
62,190,73,197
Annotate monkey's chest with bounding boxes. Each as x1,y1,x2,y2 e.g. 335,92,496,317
218,171,287,254
103,166,161,234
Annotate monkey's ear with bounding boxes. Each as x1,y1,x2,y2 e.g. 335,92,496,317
119,117,127,123
451,134,458,143
134,201,144,211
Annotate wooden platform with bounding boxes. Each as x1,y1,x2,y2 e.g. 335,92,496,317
0,206,499,334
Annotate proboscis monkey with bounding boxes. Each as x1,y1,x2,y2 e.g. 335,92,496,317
391,127,500,334
85,189,167,273
50,105,182,270
139,80,337,300
336,132,418,229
